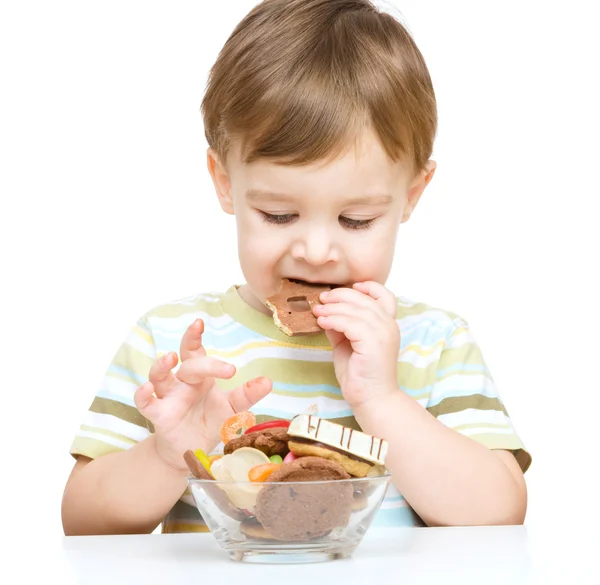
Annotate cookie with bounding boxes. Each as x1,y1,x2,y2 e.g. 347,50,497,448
254,456,353,541
224,426,290,458
288,440,373,478
265,279,331,336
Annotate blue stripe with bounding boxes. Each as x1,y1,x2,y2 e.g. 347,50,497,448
273,382,343,396
250,406,354,419
371,506,425,527
96,387,136,407
107,364,146,386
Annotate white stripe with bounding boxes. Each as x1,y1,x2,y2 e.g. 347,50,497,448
460,426,516,436
150,311,232,333
430,374,498,403
223,345,333,367
126,329,156,358
257,393,351,415
437,408,513,429
101,376,137,404
82,411,150,442
75,429,135,451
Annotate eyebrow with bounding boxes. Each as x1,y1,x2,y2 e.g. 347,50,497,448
245,189,393,206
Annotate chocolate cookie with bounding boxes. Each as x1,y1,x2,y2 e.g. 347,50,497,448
254,456,353,541
288,440,373,477
224,426,290,458
265,279,331,336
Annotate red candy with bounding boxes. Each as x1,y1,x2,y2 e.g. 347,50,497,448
244,419,290,435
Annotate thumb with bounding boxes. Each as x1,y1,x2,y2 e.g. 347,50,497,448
324,328,346,351
226,376,272,413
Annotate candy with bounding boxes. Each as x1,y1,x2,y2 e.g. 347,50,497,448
269,455,283,464
220,411,256,444
283,451,298,464
248,463,282,482
209,454,223,466
194,449,212,473
244,419,291,435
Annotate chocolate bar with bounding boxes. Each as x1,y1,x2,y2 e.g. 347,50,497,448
287,414,388,465
265,279,331,336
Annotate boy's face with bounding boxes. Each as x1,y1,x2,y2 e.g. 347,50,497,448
208,130,435,315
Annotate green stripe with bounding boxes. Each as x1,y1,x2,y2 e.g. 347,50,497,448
217,358,439,391
80,424,138,446
70,436,124,459
112,343,155,379
148,297,225,319
427,395,508,418
89,397,154,432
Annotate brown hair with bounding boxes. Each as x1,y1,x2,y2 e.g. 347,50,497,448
202,0,437,175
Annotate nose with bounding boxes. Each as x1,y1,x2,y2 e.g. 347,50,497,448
291,226,339,266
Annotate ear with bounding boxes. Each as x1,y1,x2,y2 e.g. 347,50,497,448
401,160,437,223
207,148,234,215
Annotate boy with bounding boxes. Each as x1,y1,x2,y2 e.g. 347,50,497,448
62,0,530,535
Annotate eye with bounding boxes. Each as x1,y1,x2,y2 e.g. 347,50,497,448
339,216,376,230
259,211,297,225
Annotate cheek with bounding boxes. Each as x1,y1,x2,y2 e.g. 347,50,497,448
345,226,398,275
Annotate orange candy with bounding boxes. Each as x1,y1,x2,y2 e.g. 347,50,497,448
248,463,282,483
209,454,223,466
220,411,257,444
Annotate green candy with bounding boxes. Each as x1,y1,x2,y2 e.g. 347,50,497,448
269,455,283,464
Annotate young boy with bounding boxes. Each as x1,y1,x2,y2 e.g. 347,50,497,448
62,0,530,535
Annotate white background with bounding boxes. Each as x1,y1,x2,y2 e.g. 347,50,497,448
1,0,599,545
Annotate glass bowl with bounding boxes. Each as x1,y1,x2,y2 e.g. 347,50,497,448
187,472,392,564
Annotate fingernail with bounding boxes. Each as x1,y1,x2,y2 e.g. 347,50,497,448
320,291,329,300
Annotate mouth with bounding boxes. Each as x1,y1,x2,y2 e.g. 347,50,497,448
286,278,342,289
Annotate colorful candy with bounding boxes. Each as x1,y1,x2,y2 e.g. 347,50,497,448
248,463,282,483
194,449,212,473
283,451,298,464
220,411,256,444
269,455,283,464
244,419,290,435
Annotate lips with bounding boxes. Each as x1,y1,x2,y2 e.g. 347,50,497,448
286,278,342,288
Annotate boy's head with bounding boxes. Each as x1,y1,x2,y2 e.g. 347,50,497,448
203,0,437,313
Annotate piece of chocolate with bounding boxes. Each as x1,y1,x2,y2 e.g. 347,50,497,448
287,414,388,466
265,279,331,336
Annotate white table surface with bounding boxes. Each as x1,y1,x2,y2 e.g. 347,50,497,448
7,525,596,585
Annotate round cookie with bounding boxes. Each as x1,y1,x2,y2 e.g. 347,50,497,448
288,440,373,477
224,426,290,458
254,456,353,541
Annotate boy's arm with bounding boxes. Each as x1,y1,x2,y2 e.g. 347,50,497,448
61,434,192,536
353,391,527,527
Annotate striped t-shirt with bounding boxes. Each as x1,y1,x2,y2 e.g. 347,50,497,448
69,285,531,532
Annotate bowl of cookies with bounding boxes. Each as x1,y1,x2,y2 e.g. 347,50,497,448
185,413,391,564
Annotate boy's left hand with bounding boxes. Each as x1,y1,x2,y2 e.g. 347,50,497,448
312,281,400,408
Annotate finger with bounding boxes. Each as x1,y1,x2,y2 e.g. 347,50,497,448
352,281,397,317
319,286,382,315
314,300,381,325
180,318,206,362
324,328,347,352
148,352,178,398
316,314,370,353
226,376,272,413
134,381,160,420
176,355,236,385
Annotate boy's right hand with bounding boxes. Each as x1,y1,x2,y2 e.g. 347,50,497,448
133,318,272,471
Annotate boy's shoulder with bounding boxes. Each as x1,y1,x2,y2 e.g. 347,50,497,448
394,294,468,342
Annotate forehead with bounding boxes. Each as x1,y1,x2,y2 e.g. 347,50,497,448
227,130,412,197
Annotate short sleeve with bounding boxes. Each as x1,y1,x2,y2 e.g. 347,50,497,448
426,318,532,473
69,314,157,460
